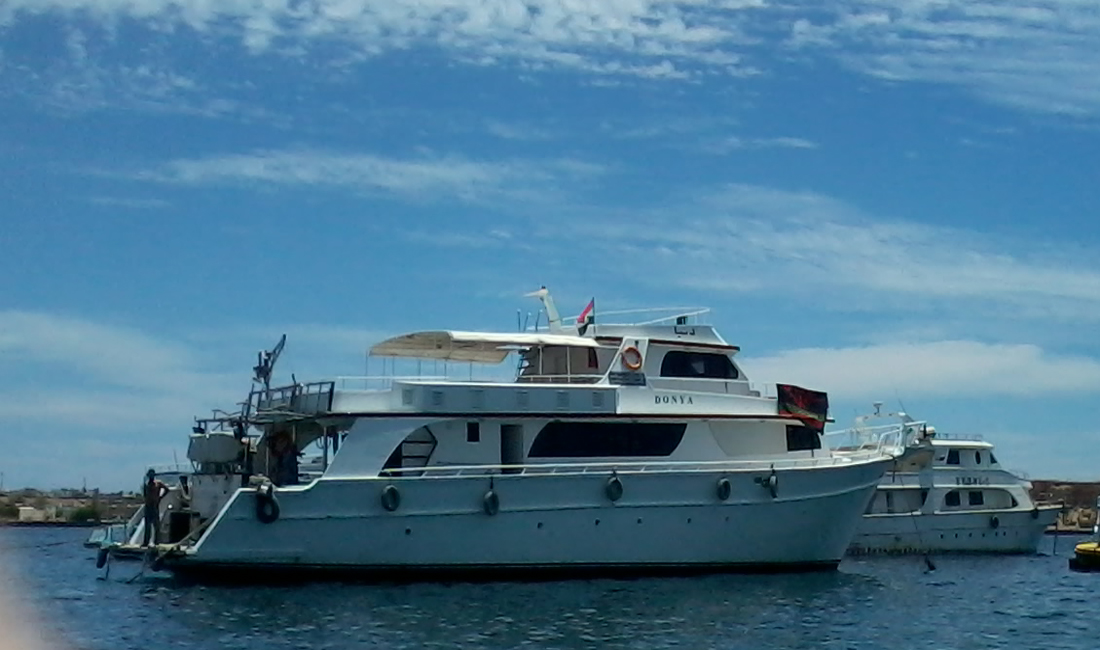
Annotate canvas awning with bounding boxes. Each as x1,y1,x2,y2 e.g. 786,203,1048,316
369,330,601,364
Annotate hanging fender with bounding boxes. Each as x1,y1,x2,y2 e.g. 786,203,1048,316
989,516,1000,529
380,484,401,512
754,467,778,499
255,482,280,524
716,477,732,501
483,489,500,516
606,473,624,502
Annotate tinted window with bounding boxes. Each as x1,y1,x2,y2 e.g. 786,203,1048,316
990,453,998,464
974,451,981,464
946,449,960,465
466,422,480,443
969,491,984,506
786,425,822,451
660,351,739,379
528,421,686,458
945,490,961,507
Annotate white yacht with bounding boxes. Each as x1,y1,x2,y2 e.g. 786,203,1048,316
118,290,897,579
827,405,1062,555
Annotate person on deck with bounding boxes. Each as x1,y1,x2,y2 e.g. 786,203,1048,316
141,469,168,547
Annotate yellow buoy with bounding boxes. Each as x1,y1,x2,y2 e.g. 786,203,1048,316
1069,541,1100,572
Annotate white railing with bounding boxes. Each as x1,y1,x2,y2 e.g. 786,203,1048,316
376,450,889,479
931,432,986,442
825,421,920,454
334,373,610,390
556,306,711,328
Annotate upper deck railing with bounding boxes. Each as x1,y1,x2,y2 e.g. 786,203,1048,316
555,306,711,329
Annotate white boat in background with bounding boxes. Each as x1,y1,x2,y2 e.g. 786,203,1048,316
827,404,1061,555
111,289,898,579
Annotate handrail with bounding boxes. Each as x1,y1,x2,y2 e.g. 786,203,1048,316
376,450,890,478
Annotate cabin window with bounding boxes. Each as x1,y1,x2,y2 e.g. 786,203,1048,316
969,491,984,506
528,422,686,458
945,490,961,507
466,422,480,443
885,491,895,514
946,449,960,465
974,451,982,464
660,351,739,379
587,348,599,369
785,425,822,451
990,453,998,465
920,489,929,507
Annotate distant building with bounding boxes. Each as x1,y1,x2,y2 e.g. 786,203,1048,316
16,507,46,523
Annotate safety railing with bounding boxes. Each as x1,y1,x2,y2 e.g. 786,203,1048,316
931,432,986,442
377,449,891,479
825,421,923,454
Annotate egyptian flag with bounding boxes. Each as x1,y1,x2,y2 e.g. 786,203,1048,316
577,298,595,335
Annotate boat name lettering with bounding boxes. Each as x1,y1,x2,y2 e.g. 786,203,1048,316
673,326,697,336
655,395,694,405
955,476,991,486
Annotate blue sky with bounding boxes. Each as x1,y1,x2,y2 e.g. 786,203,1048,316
2,1,1099,490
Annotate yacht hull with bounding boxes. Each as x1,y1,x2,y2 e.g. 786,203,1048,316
165,458,890,579
847,505,1060,555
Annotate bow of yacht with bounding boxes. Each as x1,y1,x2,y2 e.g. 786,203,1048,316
117,289,897,579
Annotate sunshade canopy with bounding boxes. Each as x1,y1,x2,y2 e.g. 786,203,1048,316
369,330,601,364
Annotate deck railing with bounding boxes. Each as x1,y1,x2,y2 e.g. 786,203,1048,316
376,449,889,479
825,421,923,453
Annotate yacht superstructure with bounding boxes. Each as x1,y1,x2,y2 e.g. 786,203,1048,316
116,290,897,579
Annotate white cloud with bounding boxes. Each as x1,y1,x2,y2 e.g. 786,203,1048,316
741,340,1100,399
137,148,605,205
0,312,396,488
784,0,1100,116
0,0,764,79
703,135,819,153
549,183,1100,321
5,1,1095,115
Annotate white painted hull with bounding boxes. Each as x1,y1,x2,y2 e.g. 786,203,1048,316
847,506,1060,555
169,457,890,577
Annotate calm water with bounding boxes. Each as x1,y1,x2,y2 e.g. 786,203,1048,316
2,528,1097,650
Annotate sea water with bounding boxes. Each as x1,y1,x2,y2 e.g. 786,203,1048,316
2,528,1097,650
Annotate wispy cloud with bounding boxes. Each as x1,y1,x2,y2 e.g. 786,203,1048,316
539,183,1100,323
134,148,606,205
87,196,171,209
784,0,1100,116
0,311,394,488
6,1,1095,116
0,1,763,80
742,340,1100,399
702,135,819,153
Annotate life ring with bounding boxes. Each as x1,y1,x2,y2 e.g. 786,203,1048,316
716,478,732,501
606,474,624,502
255,483,280,524
483,489,500,516
989,516,1000,529
621,346,643,371
380,484,401,512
